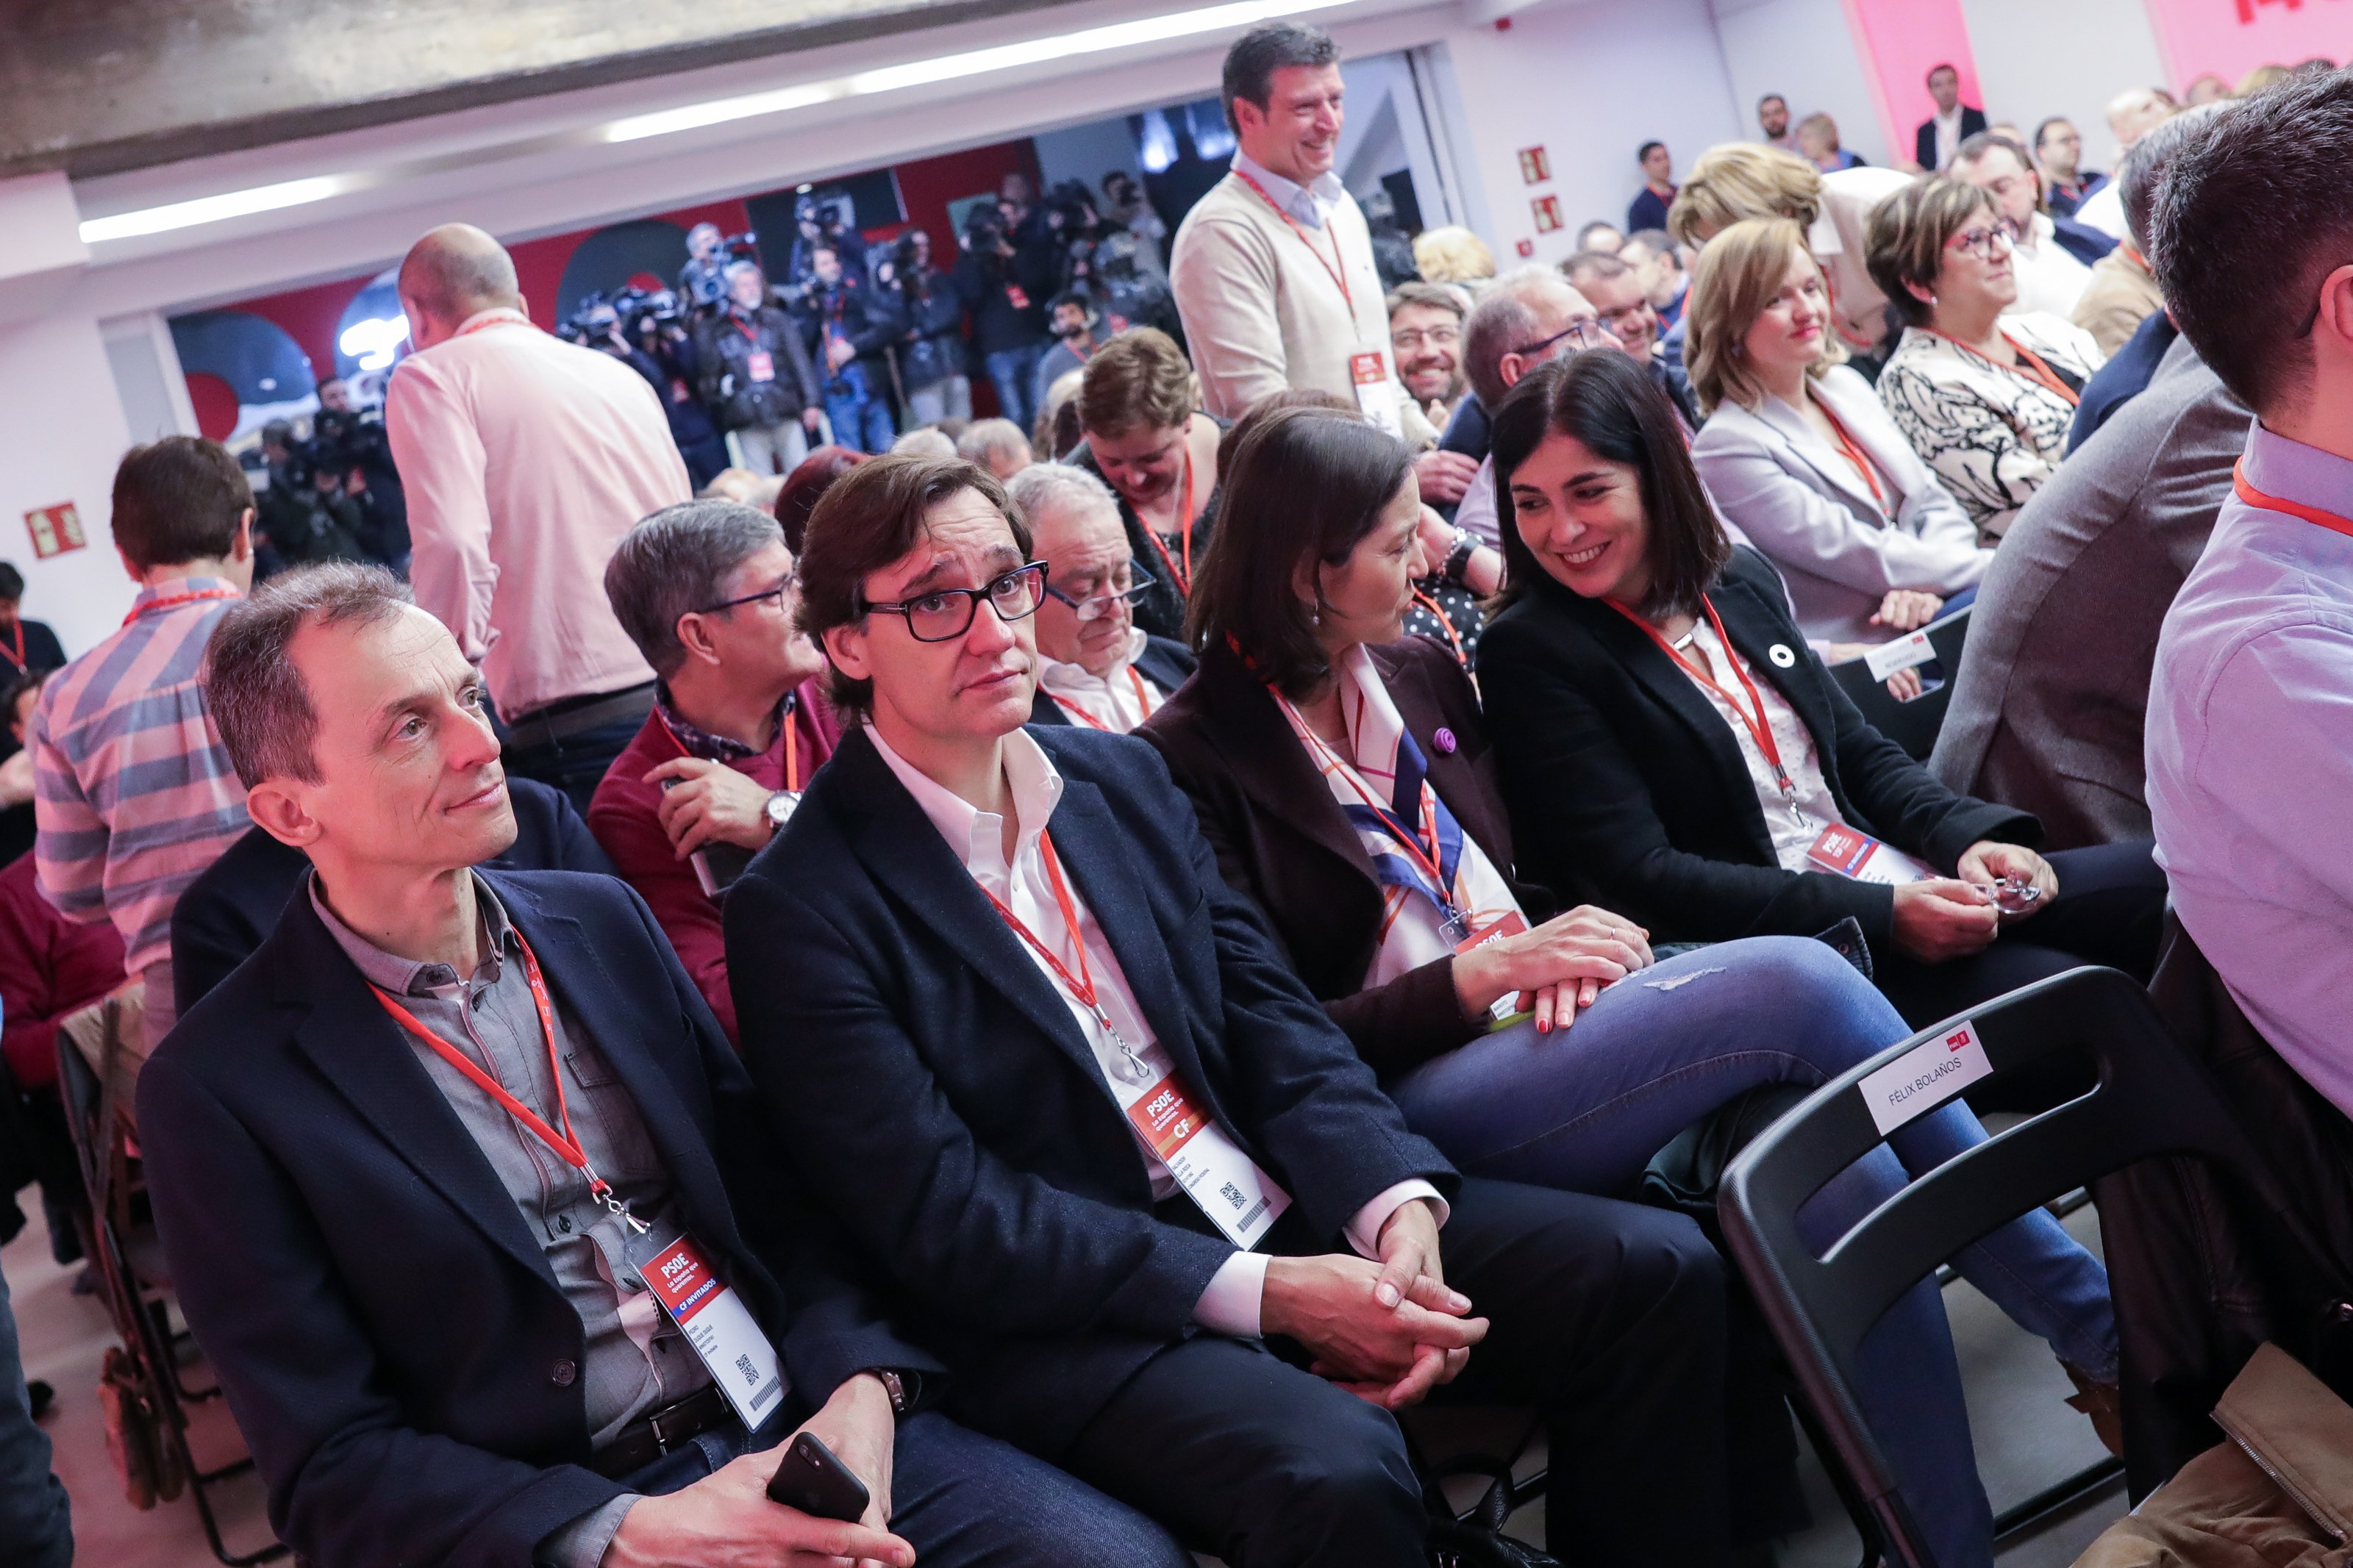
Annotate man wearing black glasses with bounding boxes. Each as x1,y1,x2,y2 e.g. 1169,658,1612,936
1452,269,1613,548
1006,464,1196,734
590,499,840,1044
725,451,1734,1567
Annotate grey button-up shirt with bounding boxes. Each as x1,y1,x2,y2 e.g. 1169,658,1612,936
313,873,711,1562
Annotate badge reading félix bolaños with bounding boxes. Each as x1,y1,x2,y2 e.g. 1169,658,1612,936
1122,1050,1291,1250
645,1236,788,1430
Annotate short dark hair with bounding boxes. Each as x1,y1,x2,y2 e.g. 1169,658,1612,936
1759,93,1787,110
2153,71,2353,415
794,455,1030,723
1489,351,1728,620
2032,115,2074,151
111,437,249,573
204,563,413,788
1221,21,1339,132
1638,140,1666,162
1926,62,1959,84
2117,101,2228,264
776,446,869,555
0,562,24,602
605,501,785,679
1865,177,1998,328
1184,408,1413,698
1561,248,1634,288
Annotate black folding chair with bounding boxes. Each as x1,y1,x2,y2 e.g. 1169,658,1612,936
1827,606,1971,762
56,1016,288,1566
1718,965,2302,1568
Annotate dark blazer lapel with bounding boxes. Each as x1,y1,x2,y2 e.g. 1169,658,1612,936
1046,776,1201,1084
1711,574,1838,775
1560,579,1759,801
278,900,557,1291
828,733,1111,1088
493,877,746,1265
1372,643,1510,874
1196,644,1371,881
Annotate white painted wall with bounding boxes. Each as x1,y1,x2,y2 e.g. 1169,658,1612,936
1963,0,2169,171
1439,0,1746,268
1710,0,1890,168
0,310,140,655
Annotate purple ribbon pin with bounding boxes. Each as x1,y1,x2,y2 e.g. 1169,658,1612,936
1432,726,1458,755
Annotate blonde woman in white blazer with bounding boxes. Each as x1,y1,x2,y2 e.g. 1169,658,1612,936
1685,218,1991,649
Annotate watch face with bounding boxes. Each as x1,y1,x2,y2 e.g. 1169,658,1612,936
766,790,802,829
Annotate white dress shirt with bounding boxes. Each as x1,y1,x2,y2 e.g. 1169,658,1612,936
867,724,1443,1337
2072,182,2129,241
2147,420,2353,1119
1036,630,1165,734
2004,214,2096,321
1930,106,1965,171
387,308,690,718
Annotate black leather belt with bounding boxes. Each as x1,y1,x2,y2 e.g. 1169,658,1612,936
503,682,657,752
590,1385,734,1479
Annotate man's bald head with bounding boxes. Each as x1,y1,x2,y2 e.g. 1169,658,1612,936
397,223,524,349
1463,267,1593,409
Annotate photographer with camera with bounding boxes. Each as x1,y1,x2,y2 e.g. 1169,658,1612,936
880,228,973,426
952,203,1057,432
1100,171,1169,284
620,292,730,488
798,243,898,454
694,262,823,476
678,223,731,315
312,390,410,567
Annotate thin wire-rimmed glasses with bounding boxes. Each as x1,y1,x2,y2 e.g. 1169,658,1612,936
1044,565,1158,623
863,562,1048,642
1510,317,1610,359
696,572,798,616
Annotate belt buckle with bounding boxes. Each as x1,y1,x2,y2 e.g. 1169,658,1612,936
646,1400,682,1453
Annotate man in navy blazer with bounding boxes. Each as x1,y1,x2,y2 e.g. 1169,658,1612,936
169,773,612,1016
138,562,1183,1568
728,454,1732,1567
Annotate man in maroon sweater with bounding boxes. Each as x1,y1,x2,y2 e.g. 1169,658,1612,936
0,851,126,1093
590,500,837,1043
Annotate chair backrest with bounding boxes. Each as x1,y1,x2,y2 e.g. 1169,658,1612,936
1827,606,1971,761
1718,964,2299,1568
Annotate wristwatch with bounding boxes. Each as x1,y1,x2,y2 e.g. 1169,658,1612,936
1443,528,1480,586
764,790,800,835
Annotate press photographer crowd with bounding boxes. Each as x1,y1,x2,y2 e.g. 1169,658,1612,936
9,13,2353,1568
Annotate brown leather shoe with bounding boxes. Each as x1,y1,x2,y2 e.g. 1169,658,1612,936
2062,1360,2125,1458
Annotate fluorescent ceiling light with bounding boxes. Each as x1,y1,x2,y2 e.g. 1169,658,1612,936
80,175,347,243
608,0,1354,141
79,0,1354,244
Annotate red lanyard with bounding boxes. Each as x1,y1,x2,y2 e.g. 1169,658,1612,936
2234,462,2353,540
1610,594,1797,798
1138,448,1197,595
980,831,1113,1026
453,312,530,342
1818,402,1888,513
0,622,24,670
1231,169,1354,316
122,586,238,628
1275,686,1456,915
1927,328,2081,408
370,930,647,1234
1411,587,1468,668
1048,667,1154,731
654,703,799,792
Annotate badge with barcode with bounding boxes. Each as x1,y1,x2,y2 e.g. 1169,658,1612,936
645,1236,788,1430
1121,1059,1290,1250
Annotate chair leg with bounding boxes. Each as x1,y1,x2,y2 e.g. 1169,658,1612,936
1787,1393,1889,1568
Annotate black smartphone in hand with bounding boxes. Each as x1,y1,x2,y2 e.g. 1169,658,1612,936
766,1431,871,1522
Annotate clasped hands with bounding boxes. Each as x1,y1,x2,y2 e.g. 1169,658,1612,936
644,757,774,859
1451,904,1654,1033
1263,1198,1482,1413
1890,841,2058,963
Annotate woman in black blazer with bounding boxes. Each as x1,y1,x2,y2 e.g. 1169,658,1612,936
1476,351,2165,1037
1143,404,2118,1568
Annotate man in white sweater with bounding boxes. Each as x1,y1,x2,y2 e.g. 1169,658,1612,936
1171,23,1412,443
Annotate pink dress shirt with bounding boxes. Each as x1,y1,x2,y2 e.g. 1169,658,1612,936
387,308,690,719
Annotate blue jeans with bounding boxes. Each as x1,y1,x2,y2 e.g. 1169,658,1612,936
1389,936,2118,1568
824,365,897,455
985,342,1047,433
0,1252,70,1568
623,1407,1188,1568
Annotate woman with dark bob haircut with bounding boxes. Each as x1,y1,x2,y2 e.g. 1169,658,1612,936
1143,391,2116,1568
